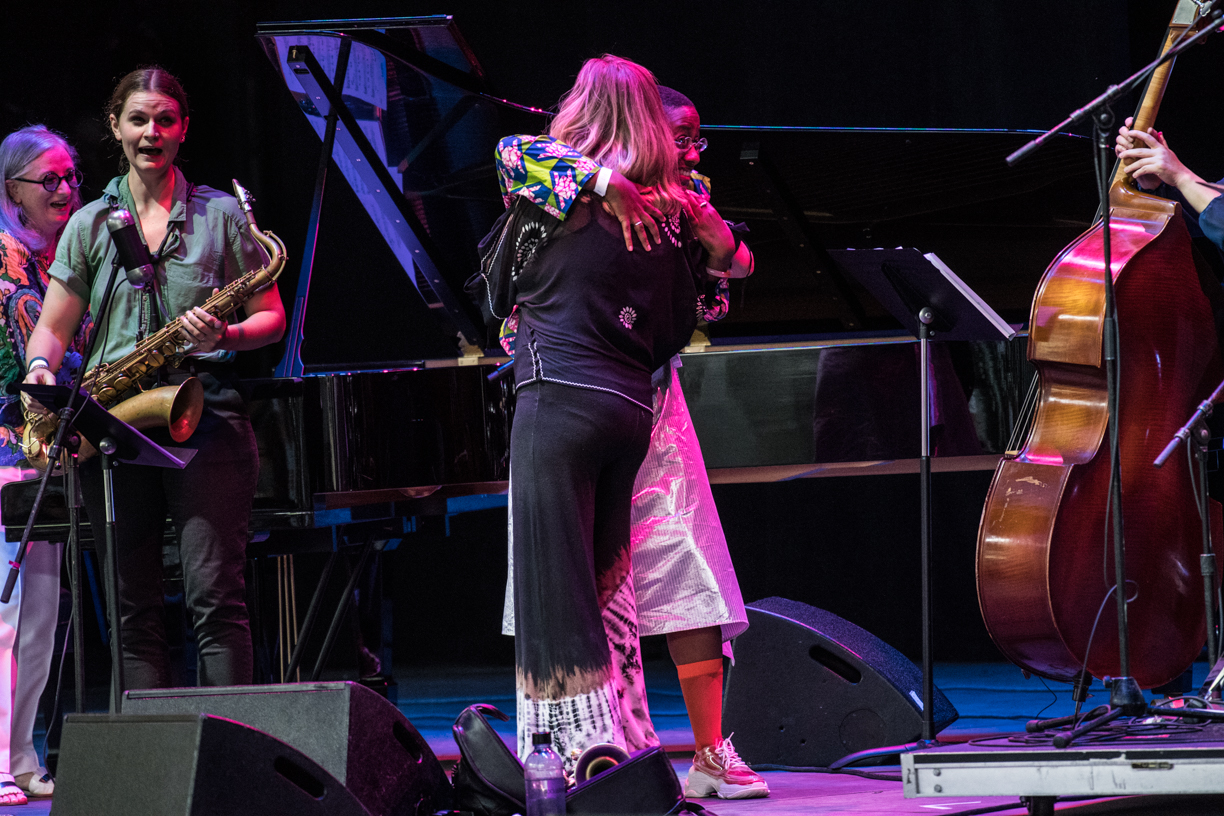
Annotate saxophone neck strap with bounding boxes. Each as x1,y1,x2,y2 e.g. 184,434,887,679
105,181,197,266
149,182,195,266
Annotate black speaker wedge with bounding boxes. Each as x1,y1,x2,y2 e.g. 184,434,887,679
723,597,958,767
54,713,370,815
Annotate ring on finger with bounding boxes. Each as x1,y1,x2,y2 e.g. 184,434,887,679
633,220,643,226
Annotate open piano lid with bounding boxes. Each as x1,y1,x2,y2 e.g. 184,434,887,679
256,17,546,374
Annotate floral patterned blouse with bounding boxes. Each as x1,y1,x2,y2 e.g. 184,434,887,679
495,134,713,218
0,231,89,466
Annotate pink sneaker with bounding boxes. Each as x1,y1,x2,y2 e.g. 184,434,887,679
684,735,769,799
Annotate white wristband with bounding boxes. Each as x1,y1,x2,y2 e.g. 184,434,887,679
593,166,612,197
27,357,50,372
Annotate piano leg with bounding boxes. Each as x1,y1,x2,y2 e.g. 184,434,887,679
284,551,337,680
310,539,377,682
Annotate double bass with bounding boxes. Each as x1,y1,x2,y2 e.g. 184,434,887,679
976,0,1224,689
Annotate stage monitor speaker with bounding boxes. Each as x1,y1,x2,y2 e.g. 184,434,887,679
55,713,370,815
124,681,449,816
723,597,959,767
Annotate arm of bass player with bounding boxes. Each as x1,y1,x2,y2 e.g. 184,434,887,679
1117,116,1224,238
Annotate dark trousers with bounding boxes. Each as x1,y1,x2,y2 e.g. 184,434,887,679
81,411,258,689
511,382,652,698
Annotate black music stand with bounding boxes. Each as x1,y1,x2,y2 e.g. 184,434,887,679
828,248,1016,744
21,384,195,714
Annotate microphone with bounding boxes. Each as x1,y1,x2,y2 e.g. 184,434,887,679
105,208,155,289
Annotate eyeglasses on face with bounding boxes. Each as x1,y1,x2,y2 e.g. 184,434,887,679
9,169,84,192
674,136,708,153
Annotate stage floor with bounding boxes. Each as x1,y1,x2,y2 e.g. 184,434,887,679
394,661,1213,758
392,660,1224,815
29,661,1224,815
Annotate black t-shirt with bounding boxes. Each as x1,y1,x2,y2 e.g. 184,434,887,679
513,196,704,410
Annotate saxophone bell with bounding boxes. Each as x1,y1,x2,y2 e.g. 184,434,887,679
77,379,204,459
22,379,205,471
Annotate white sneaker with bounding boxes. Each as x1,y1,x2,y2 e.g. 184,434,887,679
684,735,769,800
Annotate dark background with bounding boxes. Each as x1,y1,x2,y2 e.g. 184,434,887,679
5,1,1223,322
5,2,1224,670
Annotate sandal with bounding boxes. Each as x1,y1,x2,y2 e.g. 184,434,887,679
15,770,53,799
0,780,27,806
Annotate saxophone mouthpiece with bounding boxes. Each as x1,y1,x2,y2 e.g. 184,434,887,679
232,179,254,213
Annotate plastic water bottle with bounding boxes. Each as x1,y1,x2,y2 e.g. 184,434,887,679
525,732,566,816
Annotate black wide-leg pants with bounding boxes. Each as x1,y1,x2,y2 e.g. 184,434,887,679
511,381,652,759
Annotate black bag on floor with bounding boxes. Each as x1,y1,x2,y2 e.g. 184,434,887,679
450,704,685,816
451,705,526,816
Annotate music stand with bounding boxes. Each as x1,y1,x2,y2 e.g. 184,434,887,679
828,248,1017,743
21,384,195,714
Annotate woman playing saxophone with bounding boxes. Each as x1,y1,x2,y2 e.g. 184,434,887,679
22,66,285,689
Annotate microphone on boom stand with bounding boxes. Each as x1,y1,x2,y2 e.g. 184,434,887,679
106,208,155,289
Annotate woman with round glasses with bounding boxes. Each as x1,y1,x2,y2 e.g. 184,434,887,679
23,66,285,694
0,124,89,803
10,169,84,193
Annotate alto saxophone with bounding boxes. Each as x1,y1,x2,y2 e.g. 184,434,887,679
23,180,288,470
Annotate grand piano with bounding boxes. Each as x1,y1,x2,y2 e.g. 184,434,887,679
4,16,1111,675
248,17,1103,481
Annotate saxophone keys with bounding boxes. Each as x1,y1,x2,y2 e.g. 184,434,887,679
97,386,118,402
147,351,165,367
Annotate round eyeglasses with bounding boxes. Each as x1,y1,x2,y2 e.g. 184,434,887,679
674,136,708,153
9,169,84,192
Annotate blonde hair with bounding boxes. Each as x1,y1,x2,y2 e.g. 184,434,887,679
549,55,683,213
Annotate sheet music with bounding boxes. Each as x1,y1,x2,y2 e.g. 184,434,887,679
300,115,408,263
275,36,388,110
279,34,406,260
923,252,1018,341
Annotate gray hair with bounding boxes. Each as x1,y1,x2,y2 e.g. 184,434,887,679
0,125,82,252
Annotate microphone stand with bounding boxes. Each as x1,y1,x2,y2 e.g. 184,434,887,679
5,255,126,711
1154,377,1224,671
1010,1,1224,750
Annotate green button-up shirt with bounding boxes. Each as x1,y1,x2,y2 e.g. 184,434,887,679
48,168,267,370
